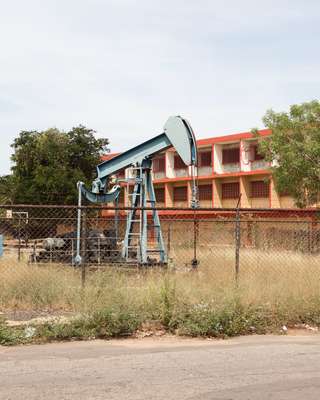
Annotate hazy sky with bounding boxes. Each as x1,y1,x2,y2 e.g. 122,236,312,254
1,0,320,174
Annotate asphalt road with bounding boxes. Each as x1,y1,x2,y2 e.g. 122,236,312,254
1,335,320,400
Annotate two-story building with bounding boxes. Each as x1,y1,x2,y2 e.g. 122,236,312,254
103,129,296,209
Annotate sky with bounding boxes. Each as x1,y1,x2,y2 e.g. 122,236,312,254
1,0,320,175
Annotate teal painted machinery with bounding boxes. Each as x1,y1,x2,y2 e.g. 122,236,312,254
75,116,198,265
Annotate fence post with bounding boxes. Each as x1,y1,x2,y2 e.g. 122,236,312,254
31,240,37,263
98,236,101,265
17,215,21,262
0,234,3,257
309,216,317,254
235,195,242,283
191,212,199,269
81,208,87,288
71,238,74,267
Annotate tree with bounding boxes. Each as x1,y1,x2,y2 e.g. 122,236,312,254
5,126,109,204
0,175,15,205
254,100,320,207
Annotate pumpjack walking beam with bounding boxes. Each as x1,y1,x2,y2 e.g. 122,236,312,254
76,115,198,265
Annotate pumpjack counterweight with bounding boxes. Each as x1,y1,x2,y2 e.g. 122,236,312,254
75,116,198,266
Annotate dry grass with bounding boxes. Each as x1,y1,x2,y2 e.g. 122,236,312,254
1,247,320,343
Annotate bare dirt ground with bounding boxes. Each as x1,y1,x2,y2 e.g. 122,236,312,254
1,334,320,400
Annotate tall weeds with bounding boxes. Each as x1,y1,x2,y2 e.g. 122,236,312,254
1,256,320,342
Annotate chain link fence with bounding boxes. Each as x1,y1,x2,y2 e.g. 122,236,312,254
0,205,319,291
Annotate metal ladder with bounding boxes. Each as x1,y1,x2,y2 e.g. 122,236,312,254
122,162,167,264
123,166,143,261
145,198,166,262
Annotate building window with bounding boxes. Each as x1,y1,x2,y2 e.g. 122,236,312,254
198,184,212,201
117,169,125,179
222,147,240,164
199,151,212,167
154,187,165,203
173,186,187,201
251,145,264,161
221,182,240,199
153,156,165,172
174,154,186,169
251,180,269,198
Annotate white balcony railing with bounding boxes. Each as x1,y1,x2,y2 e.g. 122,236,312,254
198,166,212,176
251,160,269,170
221,163,240,173
152,171,166,180
173,168,188,178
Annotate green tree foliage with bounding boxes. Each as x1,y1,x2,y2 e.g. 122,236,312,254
0,175,15,205
255,100,320,208
3,126,108,204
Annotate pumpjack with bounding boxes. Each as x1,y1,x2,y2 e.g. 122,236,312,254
75,116,198,265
